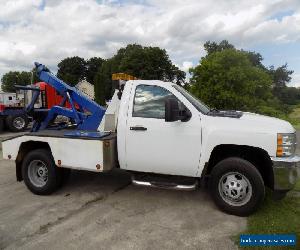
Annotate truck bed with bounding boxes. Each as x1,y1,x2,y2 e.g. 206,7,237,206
28,129,116,140
3,129,116,142
2,130,118,172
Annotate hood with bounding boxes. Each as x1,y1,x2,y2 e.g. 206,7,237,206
203,111,295,134
240,112,294,133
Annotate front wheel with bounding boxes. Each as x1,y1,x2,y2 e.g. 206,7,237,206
210,157,265,216
22,149,63,195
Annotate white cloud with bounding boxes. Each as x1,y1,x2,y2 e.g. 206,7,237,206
181,61,194,72
0,0,40,22
0,0,299,81
290,73,300,87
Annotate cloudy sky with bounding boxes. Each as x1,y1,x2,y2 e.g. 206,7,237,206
0,0,300,86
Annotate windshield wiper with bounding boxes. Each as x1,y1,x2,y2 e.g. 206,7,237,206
209,108,219,113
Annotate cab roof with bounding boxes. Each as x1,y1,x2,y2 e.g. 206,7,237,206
126,80,173,86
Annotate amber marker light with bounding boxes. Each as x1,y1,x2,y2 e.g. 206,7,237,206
277,134,283,157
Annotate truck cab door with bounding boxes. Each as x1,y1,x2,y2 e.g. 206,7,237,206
124,83,202,177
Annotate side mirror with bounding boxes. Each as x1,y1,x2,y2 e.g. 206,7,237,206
165,98,191,122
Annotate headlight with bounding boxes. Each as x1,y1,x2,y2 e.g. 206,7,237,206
277,133,296,157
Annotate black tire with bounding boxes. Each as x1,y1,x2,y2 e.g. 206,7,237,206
0,117,4,133
6,114,29,132
210,157,265,216
22,149,62,195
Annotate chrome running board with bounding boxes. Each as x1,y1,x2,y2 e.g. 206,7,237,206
132,178,198,191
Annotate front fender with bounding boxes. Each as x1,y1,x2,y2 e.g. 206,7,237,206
198,127,276,176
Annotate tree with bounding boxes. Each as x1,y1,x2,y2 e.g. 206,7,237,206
205,40,266,69
57,56,86,86
204,40,235,55
273,87,300,105
86,57,104,84
1,71,31,92
244,51,265,69
94,44,185,104
268,64,296,104
269,64,293,88
117,45,185,83
198,40,298,111
189,49,273,111
31,67,41,83
94,60,113,105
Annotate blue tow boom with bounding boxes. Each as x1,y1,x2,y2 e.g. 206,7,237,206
33,62,106,132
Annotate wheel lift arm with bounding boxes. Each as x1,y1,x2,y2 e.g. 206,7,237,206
34,62,106,131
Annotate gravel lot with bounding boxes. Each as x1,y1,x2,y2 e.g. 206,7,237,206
0,131,248,250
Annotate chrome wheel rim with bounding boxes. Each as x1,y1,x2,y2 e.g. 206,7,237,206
13,117,25,130
28,160,48,187
218,172,252,206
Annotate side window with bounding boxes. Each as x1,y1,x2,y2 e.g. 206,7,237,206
133,84,175,119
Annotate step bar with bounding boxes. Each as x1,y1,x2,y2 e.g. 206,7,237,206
132,178,198,191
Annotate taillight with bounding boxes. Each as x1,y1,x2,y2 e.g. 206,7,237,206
0,104,5,112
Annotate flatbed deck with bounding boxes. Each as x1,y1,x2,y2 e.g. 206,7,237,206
3,129,116,142
28,129,116,140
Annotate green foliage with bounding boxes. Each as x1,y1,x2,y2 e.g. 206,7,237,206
190,49,273,111
204,40,235,55
273,86,300,105
117,45,185,83
57,56,87,86
191,40,299,122
30,67,41,83
205,40,266,69
94,44,185,105
86,57,104,84
243,50,266,69
56,56,104,87
237,190,300,250
1,71,32,92
94,60,113,105
288,104,300,129
267,63,298,106
269,64,293,88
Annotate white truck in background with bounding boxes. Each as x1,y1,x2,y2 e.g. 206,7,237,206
0,92,19,106
2,79,300,216
0,92,29,132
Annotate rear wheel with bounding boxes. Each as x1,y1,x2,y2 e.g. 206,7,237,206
6,114,29,132
22,149,62,195
210,157,265,216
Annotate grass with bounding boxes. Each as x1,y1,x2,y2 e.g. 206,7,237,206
235,180,300,250
295,179,300,191
288,104,300,129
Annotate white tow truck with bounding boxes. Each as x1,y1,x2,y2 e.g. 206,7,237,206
2,63,300,216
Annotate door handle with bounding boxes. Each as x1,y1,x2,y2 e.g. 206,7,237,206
130,126,147,131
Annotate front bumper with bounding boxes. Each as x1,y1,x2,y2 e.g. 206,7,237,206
271,156,300,191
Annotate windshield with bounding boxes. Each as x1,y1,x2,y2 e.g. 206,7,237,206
173,85,210,114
